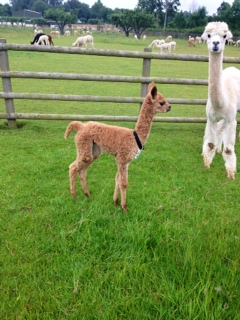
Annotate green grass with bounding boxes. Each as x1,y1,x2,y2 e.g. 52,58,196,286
0,27,240,319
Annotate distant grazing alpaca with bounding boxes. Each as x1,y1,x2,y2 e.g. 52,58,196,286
64,30,71,36
50,30,60,38
201,21,240,179
30,33,45,44
188,36,195,47
235,39,240,47
35,35,50,45
148,39,165,49
64,82,171,213
32,34,54,46
169,41,176,50
195,36,202,44
72,35,94,48
157,42,172,53
228,39,235,45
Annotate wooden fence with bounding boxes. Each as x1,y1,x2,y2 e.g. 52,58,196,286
1,39,240,128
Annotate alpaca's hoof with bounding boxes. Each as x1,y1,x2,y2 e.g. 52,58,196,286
85,192,91,198
122,205,128,214
203,156,212,169
227,169,235,180
71,191,77,198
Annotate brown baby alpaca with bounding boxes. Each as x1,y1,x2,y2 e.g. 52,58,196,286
65,82,171,213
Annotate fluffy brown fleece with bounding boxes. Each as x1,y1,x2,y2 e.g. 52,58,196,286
65,82,171,213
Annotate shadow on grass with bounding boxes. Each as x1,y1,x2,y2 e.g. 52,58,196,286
0,121,27,130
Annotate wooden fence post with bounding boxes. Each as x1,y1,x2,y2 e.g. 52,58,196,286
0,39,16,128
140,47,152,106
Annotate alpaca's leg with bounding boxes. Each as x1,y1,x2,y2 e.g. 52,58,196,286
202,120,217,168
69,161,78,197
69,159,92,197
78,160,93,197
222,120,237,180
76,143,101,196
77,138,96,197
113,171,120,207
216,119,225,153
118,163,129,213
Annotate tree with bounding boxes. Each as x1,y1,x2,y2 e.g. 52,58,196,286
111,9,133,37
64,0,91,23
31,0,49,15
130,9,155,38
46,0,63,7
0,4,12,16
32,17,48,26
137,0,164,27
137,0,180,29
162,0,180,31
186,6,208,28
90,0,113,23
230,0,240,29
10,0,34,11
217,1,231,16
215,2,232,27
111,9,155,38
188,0,199,13
168,11,187,30
44,8,77,34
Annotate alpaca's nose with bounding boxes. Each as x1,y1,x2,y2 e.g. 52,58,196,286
212,41,220,51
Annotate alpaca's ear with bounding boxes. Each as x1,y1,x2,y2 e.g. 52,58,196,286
148,82,157,99
201,31,208,41
226,30,233,39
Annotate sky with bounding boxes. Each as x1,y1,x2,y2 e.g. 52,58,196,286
0,0,235,16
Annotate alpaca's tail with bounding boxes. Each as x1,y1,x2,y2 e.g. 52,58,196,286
72,41,77,47
64,121,85,139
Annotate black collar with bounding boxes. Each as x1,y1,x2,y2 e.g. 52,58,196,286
133,131,144,150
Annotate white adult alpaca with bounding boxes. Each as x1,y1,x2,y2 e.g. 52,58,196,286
72,35,94,48
157,42,172,53
148,39,165,49
201,21,240,180
35,34,50,46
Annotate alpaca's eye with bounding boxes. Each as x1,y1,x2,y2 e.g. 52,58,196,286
223,35,226,39
160,102,165,106
208,34,211,38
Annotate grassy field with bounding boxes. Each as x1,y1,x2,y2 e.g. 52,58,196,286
0,27,240,319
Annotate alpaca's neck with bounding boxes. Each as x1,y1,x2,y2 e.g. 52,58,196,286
208,51,224,107
135,97,155,145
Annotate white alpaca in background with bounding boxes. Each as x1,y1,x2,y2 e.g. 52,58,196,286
201,21,240,179
72,35,94,48
148,39,165,49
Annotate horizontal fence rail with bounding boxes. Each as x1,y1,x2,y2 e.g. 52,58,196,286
1,44,240,64
0,113,208,123
1,42,240,127
0,92,207,105
0,71,209,85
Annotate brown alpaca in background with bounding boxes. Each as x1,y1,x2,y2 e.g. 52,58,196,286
65,82,171,213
